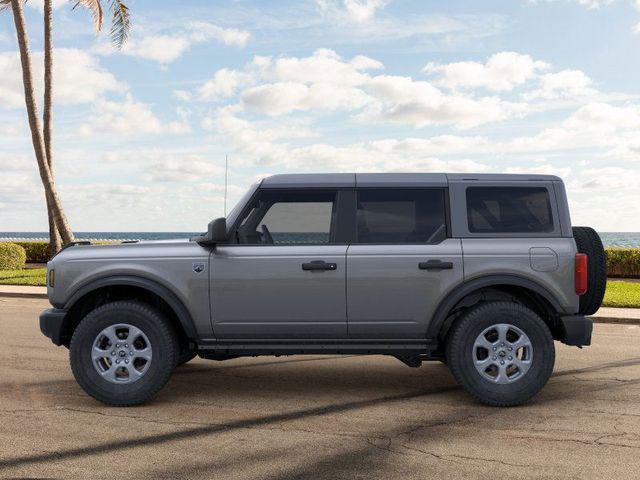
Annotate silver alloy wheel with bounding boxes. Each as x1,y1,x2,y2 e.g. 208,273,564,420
91,324,152,384
472,323,533,384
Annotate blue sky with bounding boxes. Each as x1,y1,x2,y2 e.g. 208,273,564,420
1,0,640,231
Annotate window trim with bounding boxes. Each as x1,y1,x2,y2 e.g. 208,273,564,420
226,187,345,246
465,185,555,235
352,187,450,245
447,181,562,238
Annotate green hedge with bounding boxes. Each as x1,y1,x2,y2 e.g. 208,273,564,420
0,243,26,270
2,240,118,263
14,241,50,263
606,248,640,278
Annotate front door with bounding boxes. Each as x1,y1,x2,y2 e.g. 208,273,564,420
346,188,464,338
210,189,348,338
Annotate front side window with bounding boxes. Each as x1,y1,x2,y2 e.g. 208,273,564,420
356,189,447,244
236,190,336,244
466,186,554,233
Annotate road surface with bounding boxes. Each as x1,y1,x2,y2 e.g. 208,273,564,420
1,297,639,479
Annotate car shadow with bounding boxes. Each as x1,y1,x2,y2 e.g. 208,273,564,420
1,356,639,473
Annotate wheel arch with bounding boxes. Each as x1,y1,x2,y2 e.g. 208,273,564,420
427,274,565,343
60,275,197,347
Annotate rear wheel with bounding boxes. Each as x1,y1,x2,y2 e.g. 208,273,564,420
70,301,178,406
573,226,607,315
446,301,555,406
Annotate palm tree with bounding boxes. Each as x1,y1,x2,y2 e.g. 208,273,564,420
2,0,131,254
43,0,62,255
73,0,131,49
5,0,74,245
40,0,131,254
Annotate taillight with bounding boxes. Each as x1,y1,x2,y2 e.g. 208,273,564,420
575,253,588,295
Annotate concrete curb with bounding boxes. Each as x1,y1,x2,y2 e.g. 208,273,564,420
589,316,640,325
0,291,48,299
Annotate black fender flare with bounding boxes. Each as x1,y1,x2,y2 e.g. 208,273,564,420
63,275,198,339
426,274,566,340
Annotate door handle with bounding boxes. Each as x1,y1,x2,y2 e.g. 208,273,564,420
419,260,453,271
302,260,338,272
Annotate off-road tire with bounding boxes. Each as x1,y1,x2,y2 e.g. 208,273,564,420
70,301,178,406
572,226,607,316
446,301,555,407
177,350,197,366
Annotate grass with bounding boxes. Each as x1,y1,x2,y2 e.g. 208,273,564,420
602,280,640,308
0,267,639,308
0,268,46,286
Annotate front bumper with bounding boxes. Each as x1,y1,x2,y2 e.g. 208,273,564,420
559,315,592,347
39,308,68,346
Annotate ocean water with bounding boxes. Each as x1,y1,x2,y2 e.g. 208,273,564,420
2,231,640,247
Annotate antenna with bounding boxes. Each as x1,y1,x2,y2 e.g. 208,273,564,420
224,154,229,217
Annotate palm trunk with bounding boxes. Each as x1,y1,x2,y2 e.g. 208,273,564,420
10,0,74,245
43,0,62,256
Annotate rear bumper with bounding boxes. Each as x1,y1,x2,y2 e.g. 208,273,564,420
39,308,68,346
559,315,592,347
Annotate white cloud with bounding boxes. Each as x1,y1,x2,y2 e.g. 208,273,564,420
530,0,615,9
188,21,251,47
524,69,596,100
315,0,392,22
424,52,550,91
197,49,528,129
147,156,224,182
0,49,121,109
199,69,251,101
280,48,378,83
242,81,371,115
563,102,640,131
94,22,250,66
173,90,193,102
365,74,530,128
79,94,190,136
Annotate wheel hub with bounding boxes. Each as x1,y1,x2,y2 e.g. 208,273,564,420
472,323,533,384
91,324,153,384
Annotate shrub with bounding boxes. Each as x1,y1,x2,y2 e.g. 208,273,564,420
14,241,50,263
606,248,640,278
0,243,27,270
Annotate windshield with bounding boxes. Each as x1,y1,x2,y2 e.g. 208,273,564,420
225,182,258,231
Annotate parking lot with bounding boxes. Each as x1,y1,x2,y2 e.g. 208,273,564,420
0,296,639,479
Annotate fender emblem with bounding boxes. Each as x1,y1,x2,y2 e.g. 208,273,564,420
193,262,205,273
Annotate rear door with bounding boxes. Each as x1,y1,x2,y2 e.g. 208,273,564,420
346,188,463,338
210,189,349,339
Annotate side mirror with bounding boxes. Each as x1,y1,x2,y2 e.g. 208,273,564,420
194,217,227,246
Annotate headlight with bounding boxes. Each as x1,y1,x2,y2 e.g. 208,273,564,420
48,269,55,288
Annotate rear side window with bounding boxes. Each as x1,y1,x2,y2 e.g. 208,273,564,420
466,187,554,233
356,189,447,244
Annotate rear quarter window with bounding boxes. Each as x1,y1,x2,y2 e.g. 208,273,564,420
466,186,554,233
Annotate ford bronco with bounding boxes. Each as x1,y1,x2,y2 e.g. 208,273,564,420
39,173,606,406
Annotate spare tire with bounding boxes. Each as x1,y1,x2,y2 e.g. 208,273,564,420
572,226,607,315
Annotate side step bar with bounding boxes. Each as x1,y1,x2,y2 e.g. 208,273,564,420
196,339,439,357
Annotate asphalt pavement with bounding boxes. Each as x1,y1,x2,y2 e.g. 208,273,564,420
1,297,639,479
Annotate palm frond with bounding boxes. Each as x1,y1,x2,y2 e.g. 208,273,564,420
109,0,130,49
72,0,104,33
0,0,15,13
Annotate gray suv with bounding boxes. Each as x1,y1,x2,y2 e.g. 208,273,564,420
39,173,606,407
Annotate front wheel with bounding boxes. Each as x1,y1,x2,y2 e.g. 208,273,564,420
446,301,555,407
70,301,178,406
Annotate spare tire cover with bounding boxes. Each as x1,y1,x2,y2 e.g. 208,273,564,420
572,226,607,316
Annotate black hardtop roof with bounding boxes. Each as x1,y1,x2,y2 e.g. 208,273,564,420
260,173,562,188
